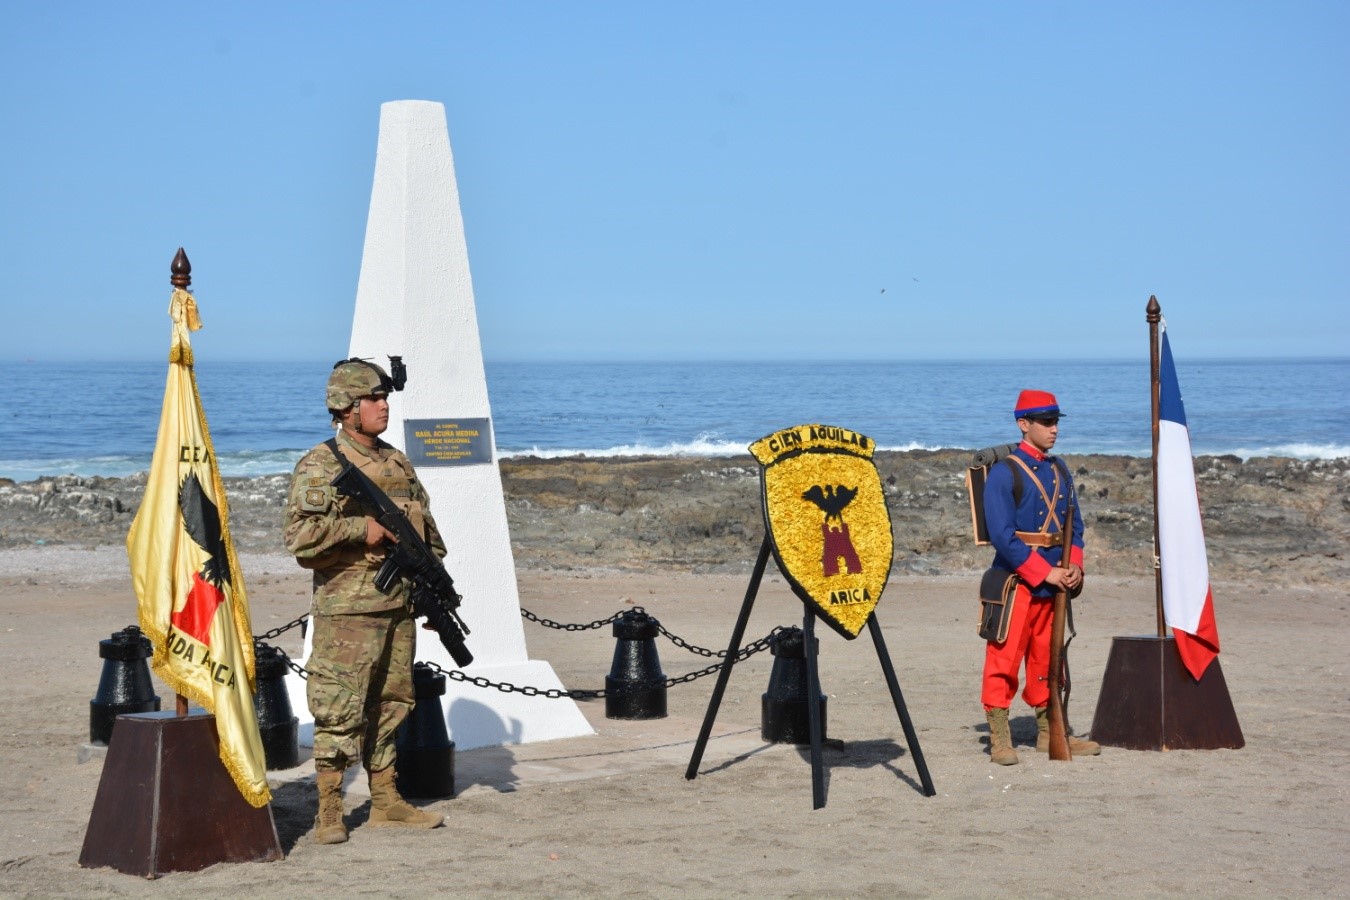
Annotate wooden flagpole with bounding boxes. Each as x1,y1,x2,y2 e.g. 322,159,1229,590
171,248,193,718
1147,295,1167,638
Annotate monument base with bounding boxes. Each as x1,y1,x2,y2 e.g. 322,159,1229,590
79,711,282,877
1090,635,1244,751
441,659,595,751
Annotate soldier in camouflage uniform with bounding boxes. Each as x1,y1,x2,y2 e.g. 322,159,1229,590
284,359,445,843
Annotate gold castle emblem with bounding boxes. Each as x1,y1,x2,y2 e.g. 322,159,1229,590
749,425,893,638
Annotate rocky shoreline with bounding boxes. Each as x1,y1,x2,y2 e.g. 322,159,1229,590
1,449,1346,582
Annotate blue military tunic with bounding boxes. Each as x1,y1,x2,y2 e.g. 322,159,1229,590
983,441,1085,596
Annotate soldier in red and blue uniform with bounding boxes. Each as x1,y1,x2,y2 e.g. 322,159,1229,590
980,389,1101,764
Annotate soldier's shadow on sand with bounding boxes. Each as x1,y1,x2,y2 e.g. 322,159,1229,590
268,779,321,851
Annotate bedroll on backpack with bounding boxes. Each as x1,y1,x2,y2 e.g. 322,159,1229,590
965,443,1019,546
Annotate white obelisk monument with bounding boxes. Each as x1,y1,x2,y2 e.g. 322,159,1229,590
319,100,592,751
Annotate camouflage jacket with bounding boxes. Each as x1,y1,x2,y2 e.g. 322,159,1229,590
283,429,446,616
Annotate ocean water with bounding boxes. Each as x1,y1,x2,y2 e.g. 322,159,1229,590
0,358,1346,482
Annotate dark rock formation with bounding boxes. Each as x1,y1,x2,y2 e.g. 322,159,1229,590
2,451,1345,582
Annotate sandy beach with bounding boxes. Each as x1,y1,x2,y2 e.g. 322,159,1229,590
1,452,1347,897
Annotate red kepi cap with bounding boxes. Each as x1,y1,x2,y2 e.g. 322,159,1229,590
1014,389,1064,420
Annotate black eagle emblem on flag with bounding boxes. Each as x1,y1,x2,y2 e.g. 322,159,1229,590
170,470,231,645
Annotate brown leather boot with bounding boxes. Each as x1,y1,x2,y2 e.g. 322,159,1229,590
367,767,444,829
313,770,349,844
985,707,1019,766
1034,706,1102,755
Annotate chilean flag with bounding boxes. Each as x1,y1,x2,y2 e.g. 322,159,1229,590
1157,324,1221,679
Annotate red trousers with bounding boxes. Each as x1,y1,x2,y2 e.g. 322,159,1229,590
981,584,1052,710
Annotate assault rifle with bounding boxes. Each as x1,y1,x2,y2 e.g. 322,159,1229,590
1046,501,1074,761
329,459,474,668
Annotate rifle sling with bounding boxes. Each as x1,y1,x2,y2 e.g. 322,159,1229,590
324,437,412,538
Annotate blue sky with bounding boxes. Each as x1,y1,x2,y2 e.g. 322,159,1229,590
2,2,1346,362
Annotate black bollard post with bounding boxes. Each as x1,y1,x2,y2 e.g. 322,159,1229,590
89,626,161,745
394,663,455,799
761,627,827,744
251,643,300,770
605,609,667,720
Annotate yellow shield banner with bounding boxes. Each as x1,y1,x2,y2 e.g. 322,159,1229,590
750,425,893,639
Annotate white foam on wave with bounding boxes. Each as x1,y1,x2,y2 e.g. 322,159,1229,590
499,432,749,459
0,454,150,481
1218,442,1350,462
218,449,306,476
0,449,307,482
874,441,946,453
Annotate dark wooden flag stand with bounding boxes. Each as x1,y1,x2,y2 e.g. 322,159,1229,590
1090,635,1243,750
685,536,935,809
79,710,282,877
1089,298,1243,752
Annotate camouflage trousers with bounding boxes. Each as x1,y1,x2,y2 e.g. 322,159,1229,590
307,606,415,774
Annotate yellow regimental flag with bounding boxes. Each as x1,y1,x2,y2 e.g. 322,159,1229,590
125,288,271,808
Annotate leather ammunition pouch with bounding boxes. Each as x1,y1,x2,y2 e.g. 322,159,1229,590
978,567,1020,643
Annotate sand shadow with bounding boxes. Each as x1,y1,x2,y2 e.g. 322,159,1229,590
697,742,778,775
443,696,523,793
267,778,321,852
975,713,1040,749
791,736,928,796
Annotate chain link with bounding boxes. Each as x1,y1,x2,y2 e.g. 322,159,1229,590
652,620,730,658
522,606,734,658
254,613,309,645
520,606,631,632
260,645,310,680
254,614,312,680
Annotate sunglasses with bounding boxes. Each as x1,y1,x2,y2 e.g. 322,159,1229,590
1025,416,1060,426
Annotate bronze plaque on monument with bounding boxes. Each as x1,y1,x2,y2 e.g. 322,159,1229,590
404,418,494,467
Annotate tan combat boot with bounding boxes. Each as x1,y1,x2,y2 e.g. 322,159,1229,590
1034,706,1102,755
985,707,1019,766
367,767,444,829
313,770,349,844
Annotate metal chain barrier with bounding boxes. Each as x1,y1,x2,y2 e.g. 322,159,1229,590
520,606,628,632
422,625,782,701
253,614,312,679
651,620,731,658
253,606,780,697
254,613,309,645
271,647,310,680
521,605,732,658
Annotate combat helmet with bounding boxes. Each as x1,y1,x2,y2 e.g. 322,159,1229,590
326,358,392,413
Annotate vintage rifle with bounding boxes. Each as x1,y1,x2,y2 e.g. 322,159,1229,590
1046,500,1075,761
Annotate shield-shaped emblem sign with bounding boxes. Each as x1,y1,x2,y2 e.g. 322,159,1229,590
750,425,894,639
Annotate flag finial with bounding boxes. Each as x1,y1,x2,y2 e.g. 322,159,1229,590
1146,295,1161,323
171,248,192,290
